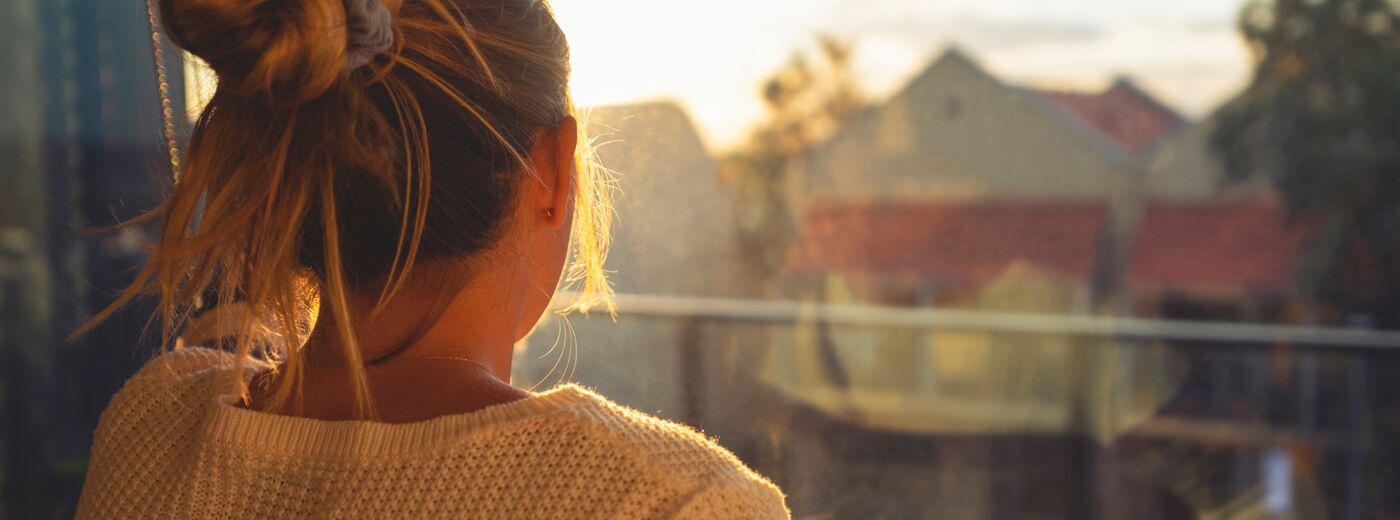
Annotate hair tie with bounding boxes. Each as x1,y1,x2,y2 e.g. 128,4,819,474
344,0,394,71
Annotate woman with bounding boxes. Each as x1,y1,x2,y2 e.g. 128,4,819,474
74,0,788,517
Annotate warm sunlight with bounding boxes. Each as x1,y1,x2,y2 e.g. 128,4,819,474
17,0,1400,517
550,0,1251,149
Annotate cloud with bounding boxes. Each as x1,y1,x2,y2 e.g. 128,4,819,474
813,7,1106,51
1185,17,1238,34
839,15,1105,50
984,20,1251,117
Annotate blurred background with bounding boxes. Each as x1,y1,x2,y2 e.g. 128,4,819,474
4,0,1400,518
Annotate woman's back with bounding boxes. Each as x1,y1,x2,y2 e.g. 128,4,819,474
77,348,786,518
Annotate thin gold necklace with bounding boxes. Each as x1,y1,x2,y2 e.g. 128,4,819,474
307,355,495,374
369,355,495,374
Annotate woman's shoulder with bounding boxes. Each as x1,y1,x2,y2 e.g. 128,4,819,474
127,346,243,385
542,384,789,516
97,346,242,427
95,347,254,446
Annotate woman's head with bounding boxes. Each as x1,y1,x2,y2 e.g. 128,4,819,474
87,0,613,415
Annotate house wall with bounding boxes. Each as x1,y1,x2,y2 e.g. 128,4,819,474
1144,121,1276,201
795,52,1133,211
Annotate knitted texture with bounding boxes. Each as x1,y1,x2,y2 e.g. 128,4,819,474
77,348,789,519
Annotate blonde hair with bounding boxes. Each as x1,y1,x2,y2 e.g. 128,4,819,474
77,0,612,418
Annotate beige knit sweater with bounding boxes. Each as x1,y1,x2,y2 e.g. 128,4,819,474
76,348,788,518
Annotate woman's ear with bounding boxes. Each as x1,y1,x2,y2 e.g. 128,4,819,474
540,116,578,229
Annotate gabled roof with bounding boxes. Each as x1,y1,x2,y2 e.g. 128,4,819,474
1127,202,1309,294
784,202,1108,286
883,49,1186,160
1035,78,1187,155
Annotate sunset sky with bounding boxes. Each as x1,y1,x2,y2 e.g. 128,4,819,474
550,0,1255,150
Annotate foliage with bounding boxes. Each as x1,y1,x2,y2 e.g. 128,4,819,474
1212,0,1400,326
722,36,866,276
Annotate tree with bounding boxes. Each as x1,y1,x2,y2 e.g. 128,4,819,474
720,36,866,392
722,35,866,276
1214,5,1400,515
1212,0,1400,328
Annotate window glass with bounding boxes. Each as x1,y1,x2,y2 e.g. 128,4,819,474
3,0,1399,517
521,1,1400,517
2,0,177,516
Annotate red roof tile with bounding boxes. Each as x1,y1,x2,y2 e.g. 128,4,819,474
785,202,1108,286
1039,79,1185,155
1128,202,1310,293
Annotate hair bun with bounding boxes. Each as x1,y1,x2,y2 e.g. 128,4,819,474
159,0,356,106
343,0,394,70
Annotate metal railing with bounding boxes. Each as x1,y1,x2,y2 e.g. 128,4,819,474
555,293,1400,349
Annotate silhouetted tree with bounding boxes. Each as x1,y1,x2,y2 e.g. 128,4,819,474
1212,0,1400,328
722,35,865,276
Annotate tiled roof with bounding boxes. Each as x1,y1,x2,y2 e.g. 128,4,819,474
1037,79,1186,155
784,202,1108,286
1127,202,1309,294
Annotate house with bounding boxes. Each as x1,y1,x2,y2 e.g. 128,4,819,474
784,48,1220,308
784,47,1286,309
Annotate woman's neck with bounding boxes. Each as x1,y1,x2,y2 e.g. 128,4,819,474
252,269,542,422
